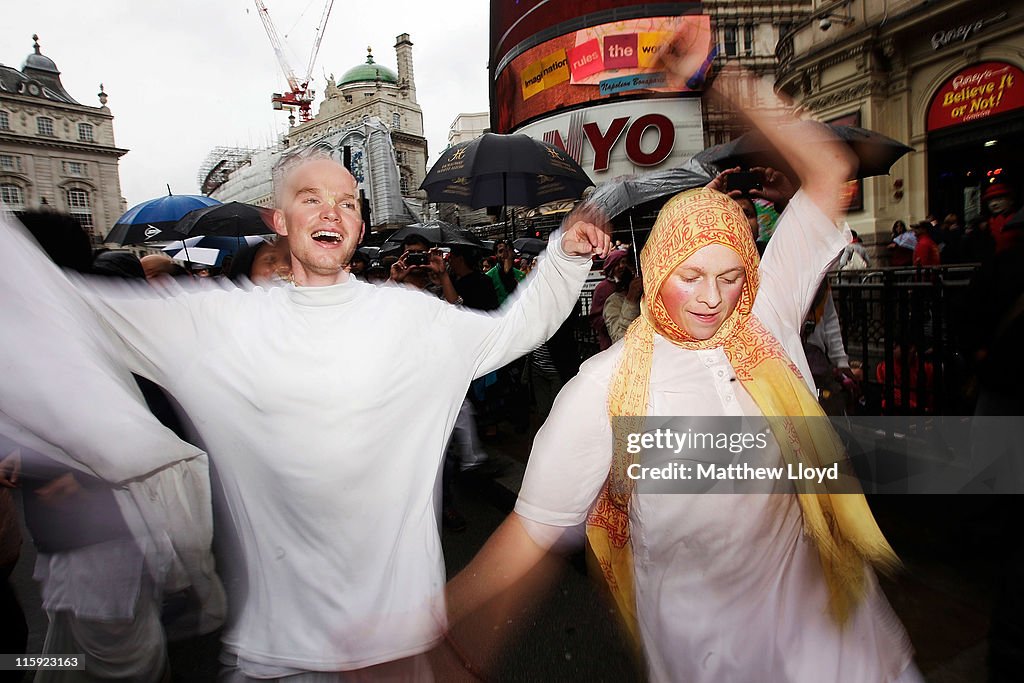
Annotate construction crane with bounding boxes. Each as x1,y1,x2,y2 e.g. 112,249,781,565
254,0,334,123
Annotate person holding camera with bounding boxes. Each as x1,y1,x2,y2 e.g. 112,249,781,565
706,166,795,255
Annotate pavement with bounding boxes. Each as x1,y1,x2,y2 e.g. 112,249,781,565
6,419,1004,682
475,422,998,683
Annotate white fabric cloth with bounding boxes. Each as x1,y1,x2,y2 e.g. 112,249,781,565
0,212,224,635
893,231,917,250
515,192,914,682
82,233,590,674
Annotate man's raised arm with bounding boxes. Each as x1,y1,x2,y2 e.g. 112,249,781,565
448,208,610,379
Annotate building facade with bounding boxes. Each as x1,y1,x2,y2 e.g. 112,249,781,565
202,35,427,232
775,0,1024,242
0,36,127,245
702,0,813,145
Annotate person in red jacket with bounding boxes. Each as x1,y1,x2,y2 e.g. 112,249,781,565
912,220,940,267
984,182,1018,252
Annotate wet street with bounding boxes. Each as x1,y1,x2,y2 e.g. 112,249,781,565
6,422,1009,682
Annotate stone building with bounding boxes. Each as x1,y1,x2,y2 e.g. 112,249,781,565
202,34,426,232
775,0,1024,242
702,1,814,145
0,36,127,245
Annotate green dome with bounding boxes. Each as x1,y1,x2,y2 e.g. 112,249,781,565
338,51,398,86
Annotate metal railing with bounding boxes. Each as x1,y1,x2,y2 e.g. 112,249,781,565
830,264,980,415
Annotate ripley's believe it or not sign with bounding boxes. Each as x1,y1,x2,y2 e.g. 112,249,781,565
927,61,1024,132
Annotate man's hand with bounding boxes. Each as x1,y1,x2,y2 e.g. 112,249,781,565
0,449,21,489
390,253,411,283
749,166,795,207
655,20,715,90
36,472,81,503
560,205,611,258
427,249,448,285
705,166,744,197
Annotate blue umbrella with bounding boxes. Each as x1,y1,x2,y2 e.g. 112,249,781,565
106,191,221,245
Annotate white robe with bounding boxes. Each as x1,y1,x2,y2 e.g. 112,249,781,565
72,233,590,673
516,192,916,682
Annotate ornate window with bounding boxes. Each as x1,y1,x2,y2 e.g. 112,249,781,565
723,26,738,57
65,161,88,176
0,154,20,172
0,111,9,130
1,183,25,210
78,123,94,142
392,112,401,130
66,188,93,233
37,117,55,136
400,171,411,195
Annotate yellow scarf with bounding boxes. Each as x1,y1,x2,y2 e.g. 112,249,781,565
585,188,898,645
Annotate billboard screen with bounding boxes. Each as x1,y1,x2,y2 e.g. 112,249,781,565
490,1,701,69
494,15,711,133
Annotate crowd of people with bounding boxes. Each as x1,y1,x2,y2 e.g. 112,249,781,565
2,27,1021,683
883,179,1018,268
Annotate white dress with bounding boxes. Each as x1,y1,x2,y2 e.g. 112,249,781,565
515,192,917,682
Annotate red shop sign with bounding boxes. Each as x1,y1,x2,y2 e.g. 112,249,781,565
927,61,1024,132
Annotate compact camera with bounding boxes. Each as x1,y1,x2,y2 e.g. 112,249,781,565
405,252,431,266
725,171,763,194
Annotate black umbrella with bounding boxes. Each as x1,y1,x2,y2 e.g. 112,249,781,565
513,237,547,255
420,133,594,210
174,202,274,238
585,158,713,220
380,221,485,254
695,123,913,180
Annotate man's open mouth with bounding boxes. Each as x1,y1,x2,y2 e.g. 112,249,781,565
312,230,342,244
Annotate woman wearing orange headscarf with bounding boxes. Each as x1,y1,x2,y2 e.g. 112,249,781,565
447,64,920,682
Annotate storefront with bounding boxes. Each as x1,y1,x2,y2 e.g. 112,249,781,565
926,61,1024,225
776,0,1023,247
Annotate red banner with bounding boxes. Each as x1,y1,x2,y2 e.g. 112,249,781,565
927,61,1024,131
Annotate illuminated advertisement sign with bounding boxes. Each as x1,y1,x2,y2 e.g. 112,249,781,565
489,1,701,69
515,98,704,178
495,15,711,133
927,61,1024,131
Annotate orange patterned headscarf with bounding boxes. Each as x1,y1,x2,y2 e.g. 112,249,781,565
585,188,897,645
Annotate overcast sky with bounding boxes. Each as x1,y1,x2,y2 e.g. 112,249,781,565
2,0,490,207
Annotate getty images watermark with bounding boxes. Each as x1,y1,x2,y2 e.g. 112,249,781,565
613,416,1024,495
625,427,839,484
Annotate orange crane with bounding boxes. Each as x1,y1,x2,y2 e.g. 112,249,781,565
254,0,334,123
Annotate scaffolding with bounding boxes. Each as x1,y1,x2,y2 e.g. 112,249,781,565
197,147,260,196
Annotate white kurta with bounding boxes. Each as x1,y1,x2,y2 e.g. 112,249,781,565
516,192,914,682
81,235,590,674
